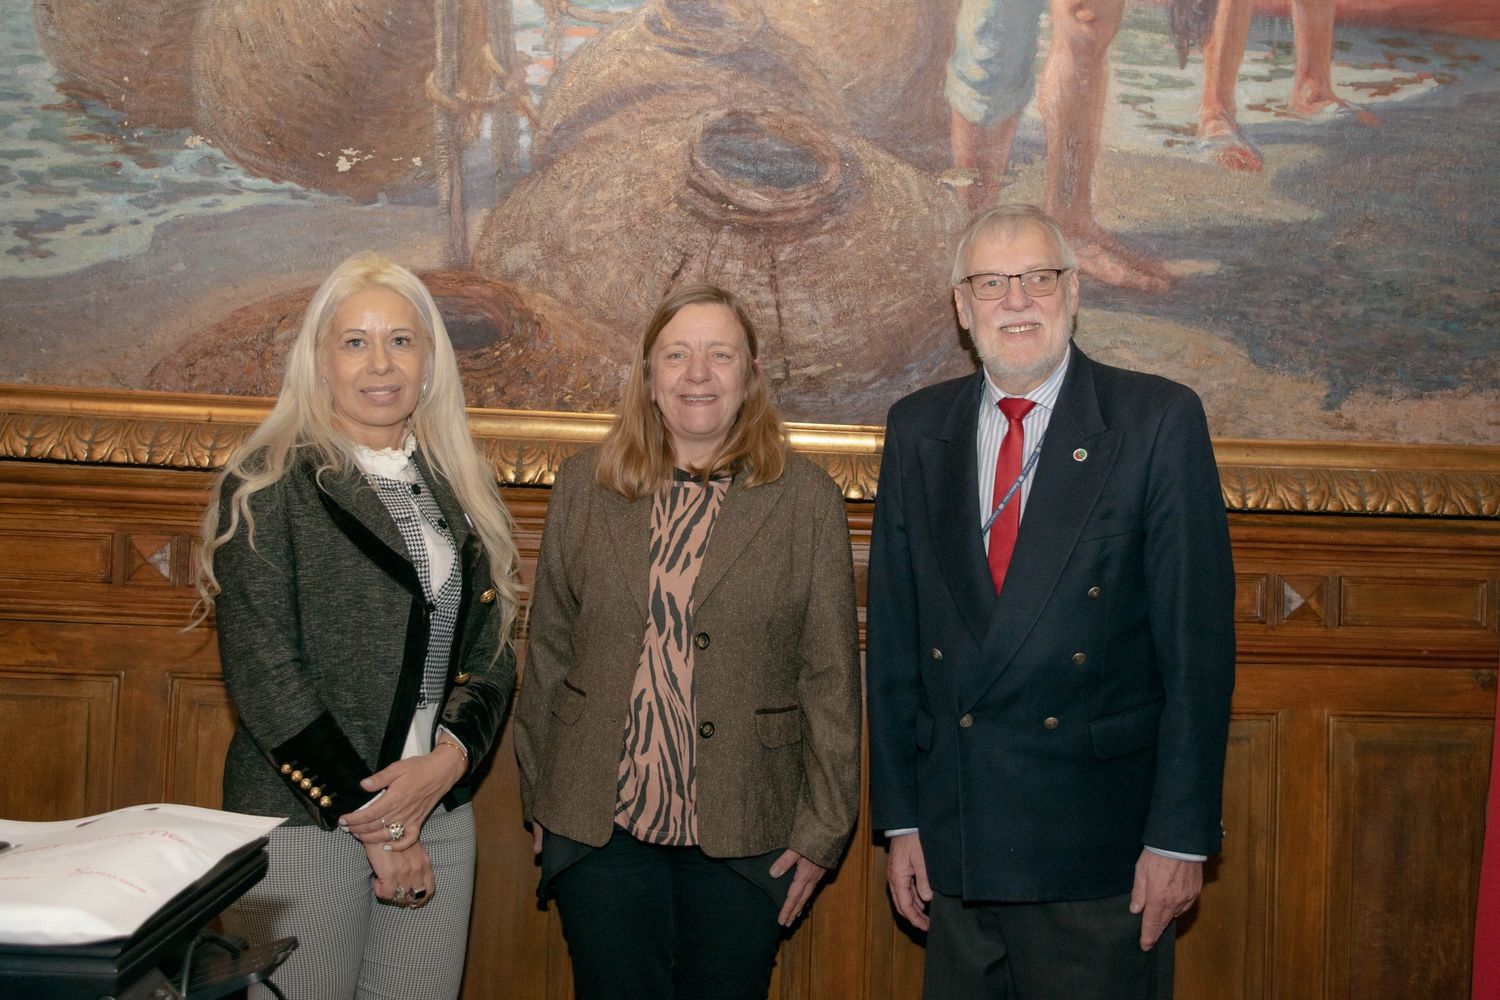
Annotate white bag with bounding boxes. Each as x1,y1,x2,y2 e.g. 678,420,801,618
0,803,283,946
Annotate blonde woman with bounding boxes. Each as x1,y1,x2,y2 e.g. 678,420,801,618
515,284,862,1000
196,252,521,999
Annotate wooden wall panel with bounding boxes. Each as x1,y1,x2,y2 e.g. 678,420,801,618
1177,715,1277,1000
1327,718,1491,1000
1,459,1498,1000
165,676,238,809
0,529,112,583
0,669,119,820
1340,577,1490,630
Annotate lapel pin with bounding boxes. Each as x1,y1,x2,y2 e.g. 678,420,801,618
1073,448,1088,462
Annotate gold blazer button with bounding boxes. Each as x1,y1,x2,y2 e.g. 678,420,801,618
454,671,471,685
479,588,497,604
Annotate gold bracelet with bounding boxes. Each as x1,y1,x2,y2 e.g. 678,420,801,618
435,738,469,771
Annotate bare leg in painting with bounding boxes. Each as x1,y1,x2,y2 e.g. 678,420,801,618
1038,0,1174,293
947,0,1172,293
1286,0,1376,121
1195,0,1264,171
950,108,1021,212
1194,0,1377,171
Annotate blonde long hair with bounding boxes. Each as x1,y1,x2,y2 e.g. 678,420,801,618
594,283,786,500
195,252,522,644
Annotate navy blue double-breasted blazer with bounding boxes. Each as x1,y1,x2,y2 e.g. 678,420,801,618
866,347,1236,903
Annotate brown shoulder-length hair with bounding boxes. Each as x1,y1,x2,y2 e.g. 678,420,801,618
594,283,787,500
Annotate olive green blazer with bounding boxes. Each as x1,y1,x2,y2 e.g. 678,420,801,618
515,450,861,869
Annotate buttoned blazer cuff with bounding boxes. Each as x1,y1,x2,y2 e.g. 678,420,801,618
268,712,372,830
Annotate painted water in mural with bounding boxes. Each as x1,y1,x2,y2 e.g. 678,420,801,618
1,0,1496,442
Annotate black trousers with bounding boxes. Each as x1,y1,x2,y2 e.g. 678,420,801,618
923,890,1175,1000
550,827,784,1000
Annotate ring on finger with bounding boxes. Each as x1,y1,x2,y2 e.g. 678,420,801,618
387,822,405,842
393,885,407,904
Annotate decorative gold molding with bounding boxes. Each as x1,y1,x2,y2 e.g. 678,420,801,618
1212,440,1500,518
1,385,1496,516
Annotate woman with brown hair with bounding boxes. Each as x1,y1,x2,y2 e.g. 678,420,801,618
514,283,861,1000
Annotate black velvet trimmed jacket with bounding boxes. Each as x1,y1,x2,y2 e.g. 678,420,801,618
213,449,513,829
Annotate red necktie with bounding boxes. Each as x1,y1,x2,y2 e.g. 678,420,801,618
987,397,1036,594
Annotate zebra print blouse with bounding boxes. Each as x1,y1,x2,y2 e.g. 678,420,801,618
614,470,729,846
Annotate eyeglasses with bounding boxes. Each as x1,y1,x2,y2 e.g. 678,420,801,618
962,269,1068,299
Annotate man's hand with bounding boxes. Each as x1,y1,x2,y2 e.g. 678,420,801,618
769,850,828,927
886,832,933,931
1129,850,1203,950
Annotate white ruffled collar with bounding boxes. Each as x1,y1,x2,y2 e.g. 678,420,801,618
353,433,417,479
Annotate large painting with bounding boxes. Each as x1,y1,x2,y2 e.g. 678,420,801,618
2,0,1496,443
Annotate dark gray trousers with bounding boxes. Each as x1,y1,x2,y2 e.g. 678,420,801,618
923,890,1175,1000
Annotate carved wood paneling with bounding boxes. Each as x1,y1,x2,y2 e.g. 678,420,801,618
0,529,112,584
2,440,1499,1000
1177,715,1277,1000
1236,573,1270,625
0,670,119,820
165,676,239,809
1340,577,1490,630
1327,718,1492,1000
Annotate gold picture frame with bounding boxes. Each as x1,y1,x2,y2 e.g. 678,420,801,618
0,384,1496,517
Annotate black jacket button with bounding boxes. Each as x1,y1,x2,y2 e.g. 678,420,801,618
694,632,710,650
699,721,715,738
